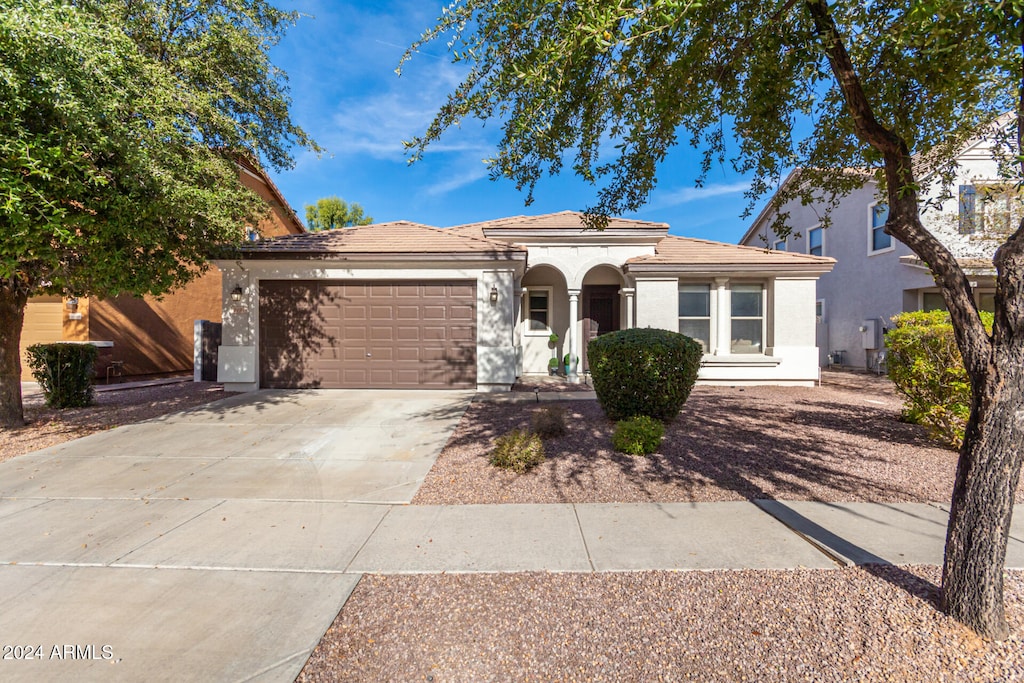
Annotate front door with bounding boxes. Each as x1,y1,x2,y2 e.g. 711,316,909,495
582,285,620,372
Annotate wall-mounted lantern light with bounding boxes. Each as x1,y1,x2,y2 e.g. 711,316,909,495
65,297,78,311
231,285,244,302
489,285,498,304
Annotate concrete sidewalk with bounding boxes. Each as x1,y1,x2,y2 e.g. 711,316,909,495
2,388,1023,682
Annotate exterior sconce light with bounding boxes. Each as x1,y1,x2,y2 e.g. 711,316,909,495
489,285,498,303
231,285,244,303
66,297,78,311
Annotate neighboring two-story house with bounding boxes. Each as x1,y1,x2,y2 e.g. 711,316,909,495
739,130,1013,371
18,158,305,380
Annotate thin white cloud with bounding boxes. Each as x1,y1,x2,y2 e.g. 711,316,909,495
423,163,490,196
650,181,751,209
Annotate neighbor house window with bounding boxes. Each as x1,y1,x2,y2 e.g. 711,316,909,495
678,284,711,353
808,227,823,256
816,299,825,324
527,289,551,331
922,292,946,312
731,284,764,354
978,184,1022,236
959,185,977,235
870,203,891,252
774,239,786,251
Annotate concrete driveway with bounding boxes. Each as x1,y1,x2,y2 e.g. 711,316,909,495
0,389,471,682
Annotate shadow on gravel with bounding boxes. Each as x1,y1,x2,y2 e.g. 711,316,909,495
416,382,975,505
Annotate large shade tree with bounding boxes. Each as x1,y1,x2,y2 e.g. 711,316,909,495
305,196,374,231
0,0,316,427
403,0,1024,639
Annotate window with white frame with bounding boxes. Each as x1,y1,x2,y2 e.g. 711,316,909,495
526,288,552,332
731,284,764,354
808,226,823,256
815,299,825,324
774,238,786,251
678,284,711,353
870,203,892,252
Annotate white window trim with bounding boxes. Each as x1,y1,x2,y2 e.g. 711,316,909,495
773,238,787,251
729,282,766,355
678,282,714,355
806,224,824,257
867,201,895,256
523,286,554,336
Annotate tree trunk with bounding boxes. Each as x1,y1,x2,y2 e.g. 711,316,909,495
0,280,29,428
942,352,1024,639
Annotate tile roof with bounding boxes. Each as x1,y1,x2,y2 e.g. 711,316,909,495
627,235,836,269
449,210,669,232
236,221,526,258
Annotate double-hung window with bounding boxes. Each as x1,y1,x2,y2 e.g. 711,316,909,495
808,227,823,256
731,284,764,354
527,289,551,331
678,284,711,353
870,203,891,252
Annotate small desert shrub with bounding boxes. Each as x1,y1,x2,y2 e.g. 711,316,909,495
886,310,993,448
612,415,664,456
489,429,546,473
25,342,98,408
588,328,702,422
531,405,567,439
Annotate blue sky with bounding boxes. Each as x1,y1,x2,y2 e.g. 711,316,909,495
268,0,758,242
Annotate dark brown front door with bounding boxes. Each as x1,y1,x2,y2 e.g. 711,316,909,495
582,285,620,371
259,280,477,389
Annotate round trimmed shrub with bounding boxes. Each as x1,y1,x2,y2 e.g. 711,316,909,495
587,328,702,422
612,415,664,456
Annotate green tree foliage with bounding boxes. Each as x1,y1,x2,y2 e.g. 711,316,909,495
305,196,374,231
887,311,995,449
587,328,702,422
0,0,317,427
405,0,1024,639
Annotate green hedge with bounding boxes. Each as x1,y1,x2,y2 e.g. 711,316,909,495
24,343,98,408
886,310,992,448
587,328,702,422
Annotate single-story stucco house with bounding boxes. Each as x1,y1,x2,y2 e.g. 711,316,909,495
215,211,834,392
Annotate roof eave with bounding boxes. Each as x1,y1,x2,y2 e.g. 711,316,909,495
625,262,836,277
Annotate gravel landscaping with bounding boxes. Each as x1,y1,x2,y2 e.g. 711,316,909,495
299,566,1024,682
414,371,1024,505
0,380,232,463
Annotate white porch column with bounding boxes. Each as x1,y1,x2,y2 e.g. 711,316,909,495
568,288,581,382
620,287,635,329
713,277,730,356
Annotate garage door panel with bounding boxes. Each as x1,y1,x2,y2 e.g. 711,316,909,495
423,326,449,341
450,305,474,321
396,347,420,361
396,326,420,341
260,280,476,389
421,306,446,320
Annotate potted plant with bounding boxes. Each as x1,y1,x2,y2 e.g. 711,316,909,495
548,357,560,375
563,352,577,375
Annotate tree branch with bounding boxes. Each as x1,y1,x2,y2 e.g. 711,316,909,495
803,0,991,376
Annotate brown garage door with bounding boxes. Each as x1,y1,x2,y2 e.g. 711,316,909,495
259,280,476,389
